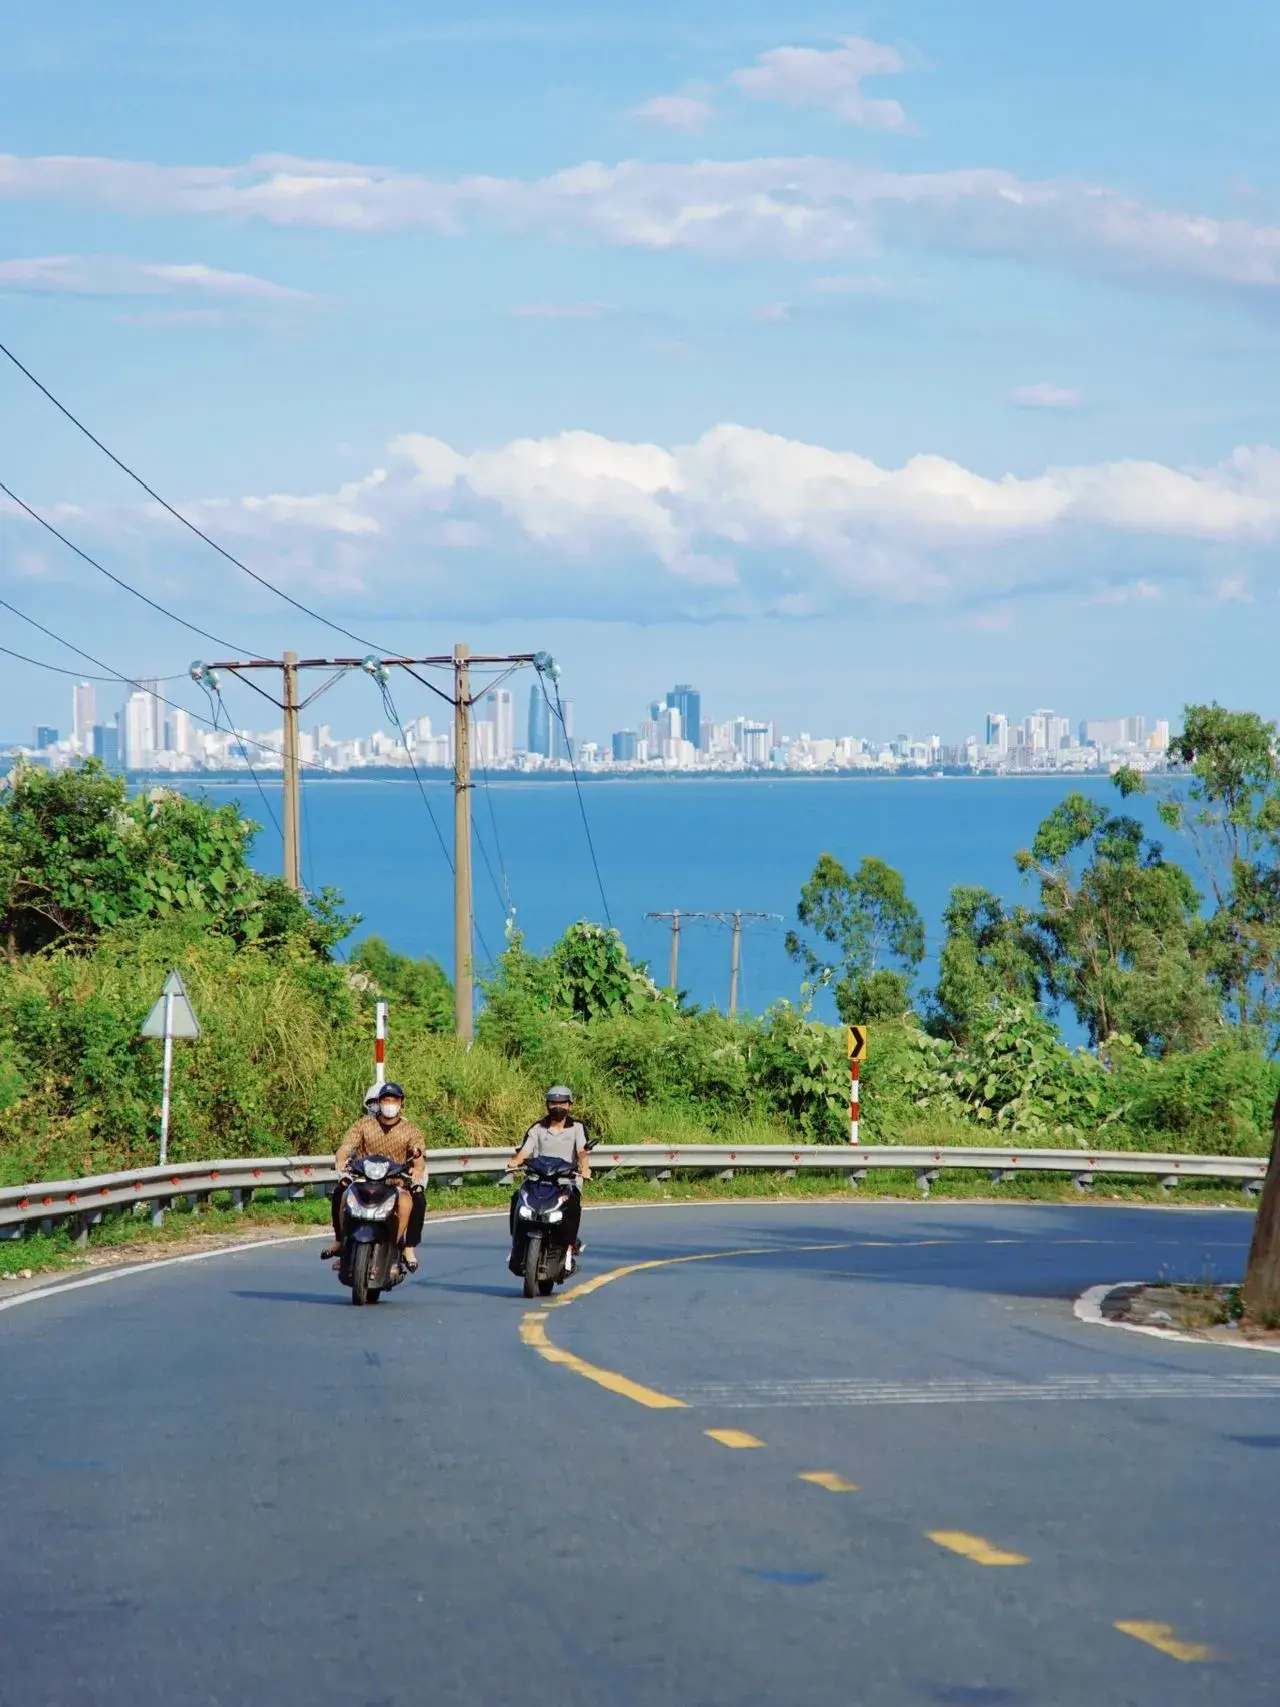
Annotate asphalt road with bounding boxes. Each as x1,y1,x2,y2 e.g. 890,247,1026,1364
2,1199,1277,1707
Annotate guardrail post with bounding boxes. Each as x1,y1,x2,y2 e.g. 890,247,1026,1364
274,1185,305,1203
1073,1172,1095,1192
0,1224,23,1241
1245,1180,1262,1197
717,1169,735,1182
1160,1176,1180,1193
845,1168,867,1190
991,1169,1015,1185
916,1169,939,1198
151,1197,171,1228
68,1215,89,1250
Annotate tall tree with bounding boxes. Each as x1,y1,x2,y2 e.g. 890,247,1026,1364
1015,790,1215,1053
1153,705,1280,1035
786,853,924,1022
930,885,1042,1043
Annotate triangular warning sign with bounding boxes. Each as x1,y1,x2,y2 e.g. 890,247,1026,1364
140,969,202,1039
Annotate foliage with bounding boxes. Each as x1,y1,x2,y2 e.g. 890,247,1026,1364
1013,790,1216,1053
0,762,354,958
930,885,1043,1044
786,853,925,1022
349,935,453,1032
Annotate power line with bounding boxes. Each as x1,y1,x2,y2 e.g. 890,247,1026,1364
0,477,251,655
0,594,317,772
0,337,389,654
539,666,611,927
198,678,283,841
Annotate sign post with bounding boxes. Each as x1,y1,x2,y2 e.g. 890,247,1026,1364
366,1000,389,1106
846,1025,867,1145
140,971,202,1165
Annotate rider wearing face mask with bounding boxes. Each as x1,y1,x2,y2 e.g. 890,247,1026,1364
322,1082,427,1273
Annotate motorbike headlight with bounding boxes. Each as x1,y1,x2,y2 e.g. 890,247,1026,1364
547,1210,563,1223
362,1159,390,1182
518,1204,534,1220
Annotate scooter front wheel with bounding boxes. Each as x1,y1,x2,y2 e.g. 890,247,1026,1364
522,1233,543,1299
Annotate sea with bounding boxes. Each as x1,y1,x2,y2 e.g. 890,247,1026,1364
171,773,1184,1022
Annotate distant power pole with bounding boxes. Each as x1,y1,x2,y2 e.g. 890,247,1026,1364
645,908,779,1012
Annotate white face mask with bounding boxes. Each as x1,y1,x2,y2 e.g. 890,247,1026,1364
378,1101,402,1121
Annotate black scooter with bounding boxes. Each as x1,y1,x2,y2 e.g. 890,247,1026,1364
337,1154,410,1306
509,1156,579,1299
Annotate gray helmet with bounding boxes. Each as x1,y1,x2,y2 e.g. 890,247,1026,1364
545,1084,573,1105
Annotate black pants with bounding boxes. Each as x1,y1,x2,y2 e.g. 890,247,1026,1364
509,1188,581,1245
332,1184,425,1244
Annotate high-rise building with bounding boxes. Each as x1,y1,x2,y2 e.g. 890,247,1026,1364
1125,714,1146,748
553,697,575,763
93,721,120,770
122,693,156,769
658,705,682,743
72,682,96,752
485,689,515,763
666,685,702,750
34,726,59,750
527,683,551,758
742,723,771,766
473,717,496,767
167,708,193,758
985,712,1008,753
612,729,638,762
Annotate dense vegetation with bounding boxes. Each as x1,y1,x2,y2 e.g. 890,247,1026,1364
3,704,1280,1188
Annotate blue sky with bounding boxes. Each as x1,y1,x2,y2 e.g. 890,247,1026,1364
3,0,1280,744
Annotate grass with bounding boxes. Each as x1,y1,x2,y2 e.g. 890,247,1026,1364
0,1169,1257,1280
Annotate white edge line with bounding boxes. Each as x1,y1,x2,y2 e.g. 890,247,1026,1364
1074,1281,1280,1356
0,1211,507,1318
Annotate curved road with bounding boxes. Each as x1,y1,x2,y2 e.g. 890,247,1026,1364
3,1200,1276,1706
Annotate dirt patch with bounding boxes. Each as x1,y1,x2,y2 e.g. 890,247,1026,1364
1103,1281,1280,1349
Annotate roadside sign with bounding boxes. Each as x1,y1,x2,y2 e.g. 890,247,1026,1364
847,1025,867,1061
141,970,202,1166
141,969,202,1040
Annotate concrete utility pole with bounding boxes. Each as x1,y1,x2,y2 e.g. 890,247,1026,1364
646,908,779,1011
281,650,301,890
453,643,474,1042
193,646,544,1037
1243,1091,1280,1319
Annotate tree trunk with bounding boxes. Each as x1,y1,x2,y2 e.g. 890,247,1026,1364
1242,1090,1280,1321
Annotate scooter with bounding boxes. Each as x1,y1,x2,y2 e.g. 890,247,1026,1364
337,1154,411,1306
509,1156,579,1299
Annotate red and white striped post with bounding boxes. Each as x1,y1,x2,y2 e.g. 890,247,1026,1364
847,1025,867,1145
374,1000,388,1088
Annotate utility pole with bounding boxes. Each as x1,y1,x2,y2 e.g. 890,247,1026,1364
281,650,301,890
453,642,474,1043
192,645,546,1039
646,908,779,1011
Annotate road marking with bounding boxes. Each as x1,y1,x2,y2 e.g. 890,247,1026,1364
927,1531,1028,1566
705,1428,766,1449
549,1239,860,1308
1115,1621,1214,1662
518,1312,686,1409
798,1471,858,1492
679,1373,1280,1408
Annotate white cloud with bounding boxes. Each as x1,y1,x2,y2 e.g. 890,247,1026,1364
23,425,1280,623
3,150,1279,300
731,36,908,130
0,253,309,300
632,94,715,133
1086,580,1163,605
808,272,891,294
1008,382,1082,410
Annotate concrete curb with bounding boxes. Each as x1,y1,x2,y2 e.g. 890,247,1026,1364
1074,1280,1280,1355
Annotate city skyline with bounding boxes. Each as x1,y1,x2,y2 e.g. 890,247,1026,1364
12,674,1177,778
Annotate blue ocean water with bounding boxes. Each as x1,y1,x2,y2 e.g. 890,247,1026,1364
188,773,1179,1020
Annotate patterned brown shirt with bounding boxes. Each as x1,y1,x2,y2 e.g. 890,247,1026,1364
335,1114,427,1184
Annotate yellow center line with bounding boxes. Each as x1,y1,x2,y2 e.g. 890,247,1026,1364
798,1471,859,1492
1115,1622,1215,1663
706,1428,767,1449
927,1531,1029,1567
518,1312,686,1409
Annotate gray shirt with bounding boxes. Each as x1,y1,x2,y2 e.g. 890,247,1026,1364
521,1118,590,1173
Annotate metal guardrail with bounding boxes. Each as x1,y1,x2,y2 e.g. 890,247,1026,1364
0,1142,1266,1242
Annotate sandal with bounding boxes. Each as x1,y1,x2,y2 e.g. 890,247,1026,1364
401,1252,419,1274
